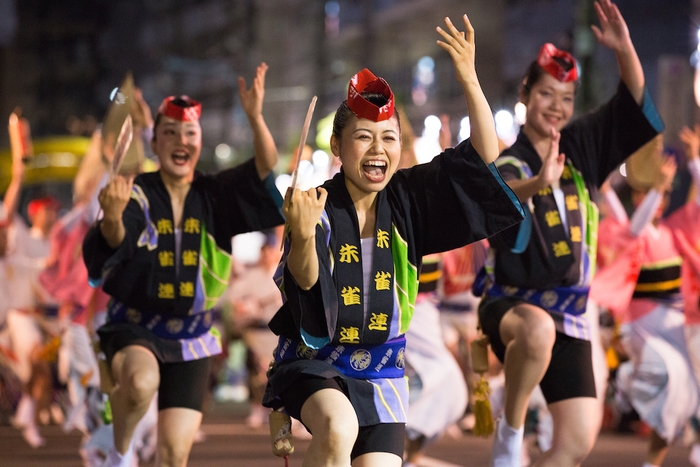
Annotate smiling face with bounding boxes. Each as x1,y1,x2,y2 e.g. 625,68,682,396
522,72,575,137
151,116,202,182
331,114,402,200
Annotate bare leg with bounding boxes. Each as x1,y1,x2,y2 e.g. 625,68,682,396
645,430,669,467
403,434,427,466
533,397,600,467
109,345,159,454
300,388,359,467
157,407,203,467
499,304,556,429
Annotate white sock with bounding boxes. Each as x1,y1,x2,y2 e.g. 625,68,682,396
491,416,524,467
106,439,135,467
14,394,35,428
642,463,659,467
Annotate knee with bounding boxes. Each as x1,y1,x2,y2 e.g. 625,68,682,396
159,442,191,467
519,314,556,355
124,370,159,407
310,411,359,451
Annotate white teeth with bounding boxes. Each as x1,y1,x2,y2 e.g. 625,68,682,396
364,160,386,167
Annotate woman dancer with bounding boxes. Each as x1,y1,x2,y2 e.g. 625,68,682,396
263,15,523,467
477,1,663,466
83,63,284,467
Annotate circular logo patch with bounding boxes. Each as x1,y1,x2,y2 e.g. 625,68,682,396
126,308,142,324
296,342,318,360
350,349,372,371
165,318,184,335
540,291,558,309
575,296,587,313
502,286,519,296
395,347,405,369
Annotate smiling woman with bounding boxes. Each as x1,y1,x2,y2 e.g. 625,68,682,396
263,15,524,467
82,63,285,467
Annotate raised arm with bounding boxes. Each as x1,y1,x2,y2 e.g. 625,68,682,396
629,156,676,237
591,0,644,104
2,152,25,224
283,187,328,291
436,15,499,165
238,62,278,179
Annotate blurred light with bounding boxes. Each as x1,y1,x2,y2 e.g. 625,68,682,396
459,116,471,142
514,102,527,125
495,110,516,144
412,87,427,106
215,143,232,160
53,152,77,167
33,153,50,168
619,163,627,177
422,115,441,140
312,150,329,169
325,1,339,17
416,56,435,86
275,173,292,195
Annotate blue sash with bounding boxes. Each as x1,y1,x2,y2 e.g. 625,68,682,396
106,301,216,340
274,335,406,379
485,283,590,316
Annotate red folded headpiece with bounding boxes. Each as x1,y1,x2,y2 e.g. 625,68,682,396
27,197,60,218
537,43,579,83
157,96,202,122
347,69,395,122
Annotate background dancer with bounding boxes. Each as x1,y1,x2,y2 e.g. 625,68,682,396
83,62,284,467
477,1,663,466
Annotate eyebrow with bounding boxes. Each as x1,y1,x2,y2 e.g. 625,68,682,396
353,127,398,135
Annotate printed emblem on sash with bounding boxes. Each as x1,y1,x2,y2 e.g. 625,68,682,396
540,291,558,309
166,318,184,334
350,349,372,371
296,342,318,360
126,308,142,324
395,347,405,369
575,296,586,313
203,311,212,327
502,286,519,296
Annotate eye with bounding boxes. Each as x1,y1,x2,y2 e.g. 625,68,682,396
563,97,574,103
383,135,397,142
540,91,551,98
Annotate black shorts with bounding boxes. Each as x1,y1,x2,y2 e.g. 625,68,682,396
156,358,212,412
99,323,212,412
279,375,405,460
478,296,596,404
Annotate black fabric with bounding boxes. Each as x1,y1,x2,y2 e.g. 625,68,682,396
83,159,284,316
351,423,405,460
269,138,524,343
478,296,596,403
277,374,405,459
97,324,212,411
326,186,395,345
490,82,661,290
157,357,212,411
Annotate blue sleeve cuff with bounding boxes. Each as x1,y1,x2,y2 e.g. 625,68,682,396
641,87,664,133
488,162,525,218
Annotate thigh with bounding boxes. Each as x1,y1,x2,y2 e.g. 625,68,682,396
280,375,345,422
353,452,403,467
158,357,212,411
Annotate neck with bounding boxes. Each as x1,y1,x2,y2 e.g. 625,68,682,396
522,124,552,161
159,171,192,201
345,182,378,238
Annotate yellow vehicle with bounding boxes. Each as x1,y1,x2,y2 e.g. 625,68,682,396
0,136,91,218
0,136,91,192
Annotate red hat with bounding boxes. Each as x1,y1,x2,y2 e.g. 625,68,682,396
347,69,395,122
537,43,579,83
157,96,202,122
27,197,60,218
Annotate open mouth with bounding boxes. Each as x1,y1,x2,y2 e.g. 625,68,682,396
362,160,387,183
172,151,190,166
